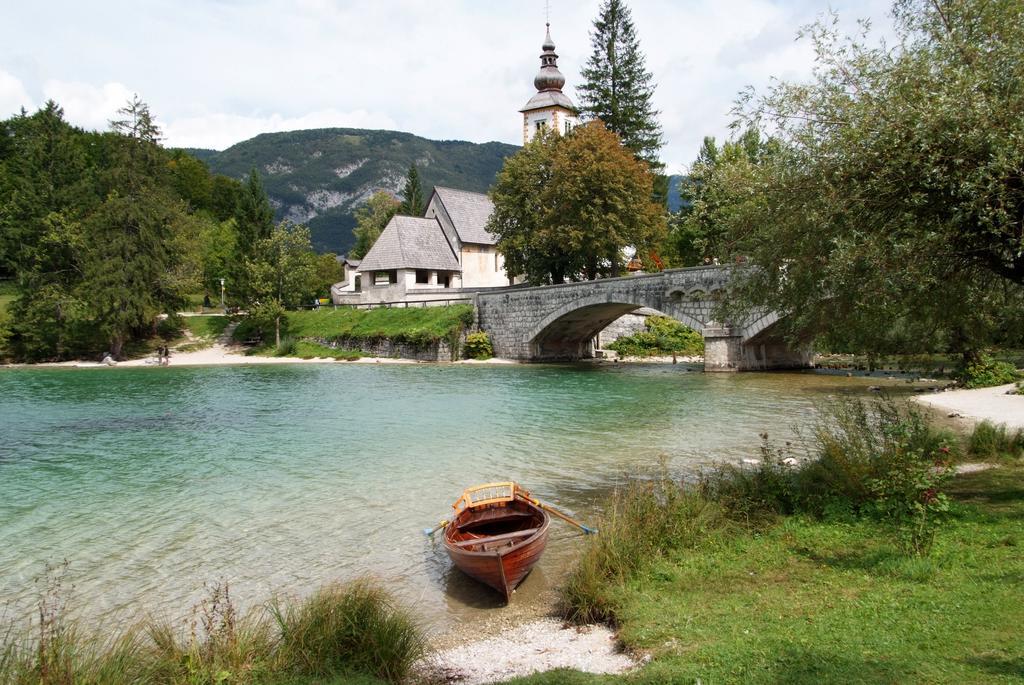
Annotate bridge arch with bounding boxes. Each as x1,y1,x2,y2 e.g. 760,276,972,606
523,293,707,360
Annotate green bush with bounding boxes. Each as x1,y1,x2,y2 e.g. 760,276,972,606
958,353,1020,388
463,331,493,360
606,315,704,357
155,314,185,340
968,420,1024,461
700,399,957,554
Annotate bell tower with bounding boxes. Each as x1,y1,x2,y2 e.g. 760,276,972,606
520,24,579,144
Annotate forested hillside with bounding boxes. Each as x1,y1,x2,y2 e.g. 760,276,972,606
192,129,519,254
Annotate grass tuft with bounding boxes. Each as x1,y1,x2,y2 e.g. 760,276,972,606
0,576,422,685
271,580,425,683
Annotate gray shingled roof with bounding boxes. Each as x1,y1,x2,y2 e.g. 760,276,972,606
357,216,461,272
433,187,497,246
520,90,577,113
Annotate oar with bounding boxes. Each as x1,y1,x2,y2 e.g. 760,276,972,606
423,519,449,537
519,494,598,535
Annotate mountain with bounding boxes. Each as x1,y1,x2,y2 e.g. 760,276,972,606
191,128,519,254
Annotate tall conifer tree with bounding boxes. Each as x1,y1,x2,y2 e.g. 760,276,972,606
578,0,664,168
400,163,424,216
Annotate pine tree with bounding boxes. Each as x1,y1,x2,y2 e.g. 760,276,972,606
236,168,274,250
399,163,424,216
577,0,664,168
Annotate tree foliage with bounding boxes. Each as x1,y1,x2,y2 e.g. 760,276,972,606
577,0,664,168
399,163,424,216
350,191,400,259
718,0,1024,356
244,221,319,347
665,131,777,267
488,122,666,284
0,98,309,361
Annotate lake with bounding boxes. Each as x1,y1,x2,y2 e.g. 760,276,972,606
0,362,890,634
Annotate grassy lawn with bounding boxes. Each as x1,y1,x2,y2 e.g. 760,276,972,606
184,314,231,340
283,305,473,342
235,305,474,349
512,468,1024,684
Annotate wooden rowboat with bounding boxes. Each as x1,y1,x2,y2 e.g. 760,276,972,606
443,482,550,601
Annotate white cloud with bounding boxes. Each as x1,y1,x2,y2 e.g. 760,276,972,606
163,109,399,150
41,80,135,132
0,70,33,117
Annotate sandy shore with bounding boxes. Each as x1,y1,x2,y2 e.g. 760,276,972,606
914,383,1024,429
4,344,528,369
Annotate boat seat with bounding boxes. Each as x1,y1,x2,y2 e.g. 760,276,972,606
452,527,540,548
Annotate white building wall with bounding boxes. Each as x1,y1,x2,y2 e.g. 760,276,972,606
460,244,510,287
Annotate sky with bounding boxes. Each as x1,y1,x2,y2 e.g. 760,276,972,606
0,0,894,173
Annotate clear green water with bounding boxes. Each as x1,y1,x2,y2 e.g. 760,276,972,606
0,363,889,633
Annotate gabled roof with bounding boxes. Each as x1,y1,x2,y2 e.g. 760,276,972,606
432,187,497,246
357,216,461,272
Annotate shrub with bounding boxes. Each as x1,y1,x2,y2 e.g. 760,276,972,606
606,315,703,357
958,353,1020,388
968,421,1024,461
155,314,184,340
699,399,958,554
463,331,493,360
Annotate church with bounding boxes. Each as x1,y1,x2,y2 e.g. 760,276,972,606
331,24,578,305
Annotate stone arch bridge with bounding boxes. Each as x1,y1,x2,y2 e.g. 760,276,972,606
473,266,811,372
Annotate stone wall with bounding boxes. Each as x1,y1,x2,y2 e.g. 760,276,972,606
313,337,459,362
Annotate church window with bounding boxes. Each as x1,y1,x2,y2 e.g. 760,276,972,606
415,269,429,284
374,270,396,286
535,120,547,133
564,120,572,134
439,273,450,288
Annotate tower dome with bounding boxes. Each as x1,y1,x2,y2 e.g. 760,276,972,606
519,23,579,144
533,24,566,92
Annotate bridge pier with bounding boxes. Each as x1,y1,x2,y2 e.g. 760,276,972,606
702,327,744,372
701,327,814,372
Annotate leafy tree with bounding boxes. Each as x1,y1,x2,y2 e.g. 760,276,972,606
665,130,776,266
488,122,666,283
577,0,664,168
399,163,424,216
198,217,237,298
722,0,1024,358
548,121,666,279
488,130,575,284
350,191,400,259
313,252,344,296
244,221,318,347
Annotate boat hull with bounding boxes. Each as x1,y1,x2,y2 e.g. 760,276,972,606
443,496,550,601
